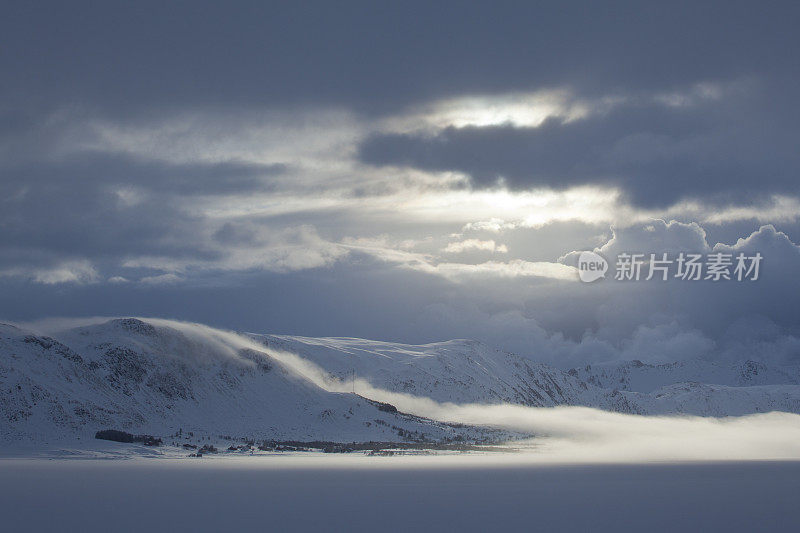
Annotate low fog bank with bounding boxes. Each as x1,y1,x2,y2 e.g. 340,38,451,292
338,379,800,463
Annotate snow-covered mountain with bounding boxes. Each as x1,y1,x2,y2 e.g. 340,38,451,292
0,318,504,444
3,317,800,445
570,358,798,393
250,334,800,417
627,383,800,416
564,359,800,416
252,335,609,407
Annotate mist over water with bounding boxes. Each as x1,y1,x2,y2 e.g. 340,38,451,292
331,376,800,463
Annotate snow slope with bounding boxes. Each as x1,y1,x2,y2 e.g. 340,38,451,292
251,334,800,417
253,335,609,407
570,358,798,393
3,317,800,445
0,319,502,444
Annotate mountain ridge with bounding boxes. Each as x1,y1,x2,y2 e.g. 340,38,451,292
3,317,800,444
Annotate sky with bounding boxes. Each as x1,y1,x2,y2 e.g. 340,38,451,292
2,1,800,368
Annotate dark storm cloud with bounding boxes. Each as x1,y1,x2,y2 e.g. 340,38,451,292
2,1,797,114
359,85,800,207
5,153,285,196
2,0,800,368
0,153,283,269
4,222,800,369
4,1,798,207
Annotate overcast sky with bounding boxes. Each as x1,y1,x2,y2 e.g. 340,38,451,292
2,1,800,367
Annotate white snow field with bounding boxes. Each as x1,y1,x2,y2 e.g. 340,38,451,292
1,456,799,533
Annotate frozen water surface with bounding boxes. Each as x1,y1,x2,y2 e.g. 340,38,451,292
1,454,798,533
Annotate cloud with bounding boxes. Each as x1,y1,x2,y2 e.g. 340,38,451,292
3,217,799,371
2,84,798,296
2,1,800,374
30,261,99,284
4,151,285,197
430,260,574,282
344,237,573,282
380,88,594,131
0,152,246,273
125,225,350,276
443,239,508,254
462,218,518,233
0,259,99,285
359,82,800,207
212,224,350,273
400,221,800,366
597,219,710,257
4,3,796,114
619,322,715,363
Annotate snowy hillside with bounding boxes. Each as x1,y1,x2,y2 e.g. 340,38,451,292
0,318,504,444
251,334,800,417
253,335,609,407
3,317,800,445
563,359,800,415
570,359,798,393
628,383,800,416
